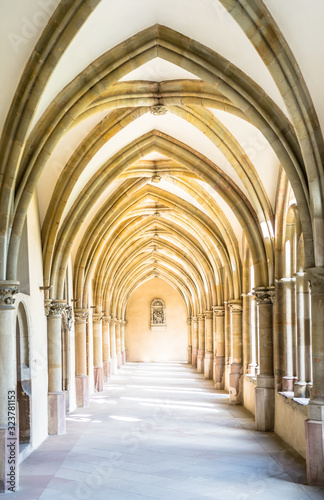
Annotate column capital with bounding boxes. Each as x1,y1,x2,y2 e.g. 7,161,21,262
74,308,89,322
228,299,242,312
204,310,213,319
197,313,205,321
191,316,198,323
0,280,20,308
212,306,225,316
44,298,52,316
102,315,111,324
187,318,192,325
253,287,275,305
62,305,73,331
305,267,324,295
109,317,117,325
48,300,67,318
93,313,104,323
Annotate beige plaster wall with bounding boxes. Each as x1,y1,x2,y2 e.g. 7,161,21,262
243,376,256,415
274,392,307,459
126,278,187,362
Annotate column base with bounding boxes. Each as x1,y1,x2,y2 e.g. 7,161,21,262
204,352,213,379
0,426,19,493
214,355,225,389
103,361,111,382
229,363,243,404
48,392,66,435
117,353,123,369
94,367,104,392
282,376,295,392
294,381,307,398
192,348,198,368
187,346,192,364
255,376,274,431
111,356,118,375
305,418,324,485
75,375,89,408
197,349,205,373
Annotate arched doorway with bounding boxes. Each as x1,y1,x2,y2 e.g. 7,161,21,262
16,302,31,448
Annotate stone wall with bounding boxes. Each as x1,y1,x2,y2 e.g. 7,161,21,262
126,278,187,362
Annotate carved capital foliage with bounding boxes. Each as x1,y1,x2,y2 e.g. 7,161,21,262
47,300,67,317
102,316,111,324
204,310,213,320
253,287,275,305
74,308,89,322
213,306,225,317
305,267,324,295
93,314,103,323
44,299,52,317
62,306,73,331
109,317,117,325
0,281,19,307
228,300,242,313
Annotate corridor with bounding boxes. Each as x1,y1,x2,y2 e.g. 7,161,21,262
14,363,323,500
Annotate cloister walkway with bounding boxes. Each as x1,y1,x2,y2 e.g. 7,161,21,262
13,363,324,499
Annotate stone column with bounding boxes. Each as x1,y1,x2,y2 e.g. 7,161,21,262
102,316,111,381
109,317,118,374
187,318,192,364
228,300,243,404
294,273,308,397
253,287,275,431
213,306,225,389
0,281,19,493
74,309,89,408
273,279,285,389
191,317,198,367
281,278,296,391
93,314,103,392
305,269,324,485
224,300,231,365
116,320,122,368
197,314,205,373
47,300,67,435
204,310,213,379
121,320,126,365
242,293,252,375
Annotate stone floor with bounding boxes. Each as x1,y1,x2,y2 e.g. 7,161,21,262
8,362,324,499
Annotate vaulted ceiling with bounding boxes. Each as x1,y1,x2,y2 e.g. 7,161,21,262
0,0,323,318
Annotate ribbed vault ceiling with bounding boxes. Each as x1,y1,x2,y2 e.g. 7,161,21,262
0,1,323,319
